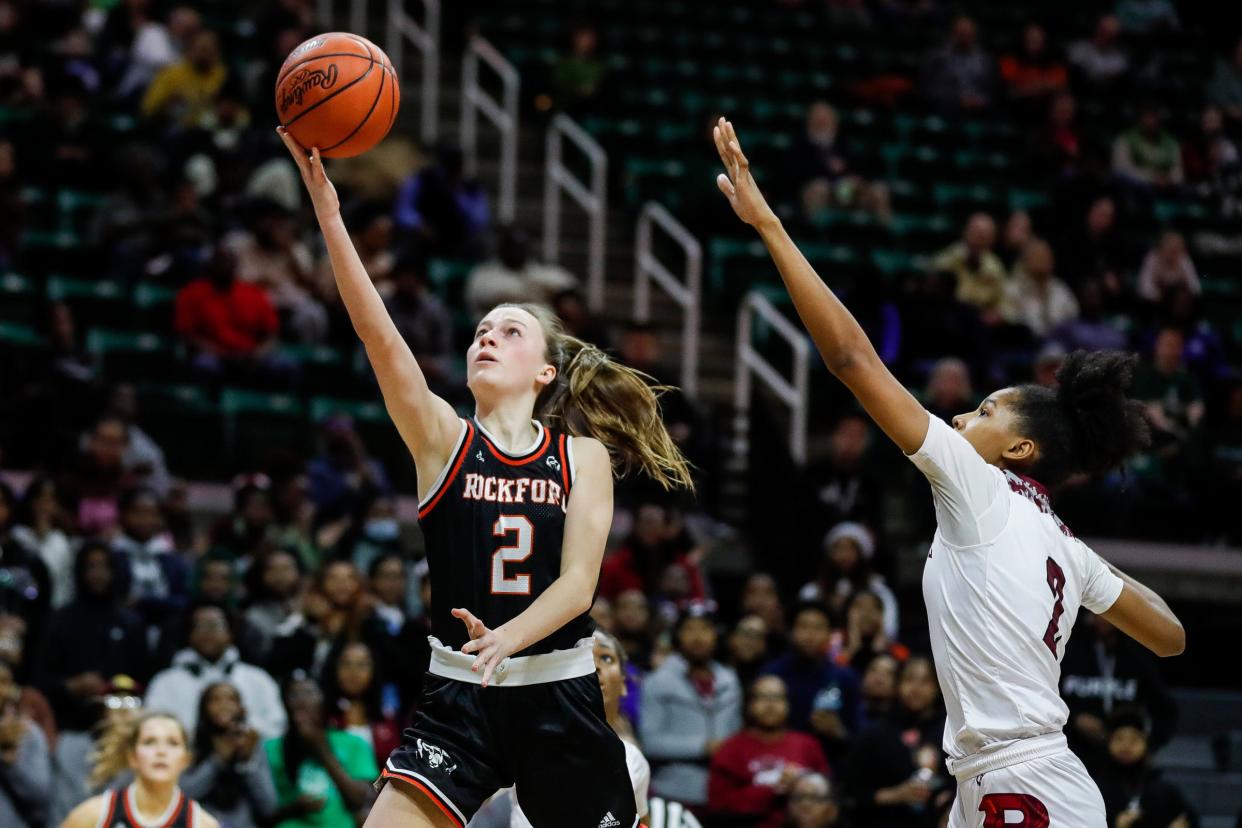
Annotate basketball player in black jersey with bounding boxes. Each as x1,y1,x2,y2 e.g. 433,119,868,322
280,131,692,827
61,711,219,828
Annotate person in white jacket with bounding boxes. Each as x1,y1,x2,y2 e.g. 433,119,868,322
144,605,285,740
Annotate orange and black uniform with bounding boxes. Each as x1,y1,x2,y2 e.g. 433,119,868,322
381,418,635,828
96,786,198,827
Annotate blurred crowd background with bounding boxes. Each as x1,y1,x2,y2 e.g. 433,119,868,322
0,0,1240,826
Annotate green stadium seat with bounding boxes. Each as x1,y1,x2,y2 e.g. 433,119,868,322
220,388,308,469
135,383,222,477
133,282,178,334
86,329,180,382
46,276,128,330
278,343,351,395
0,273,38,324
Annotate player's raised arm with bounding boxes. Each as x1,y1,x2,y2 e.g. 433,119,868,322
713,117,929,455
279,128,460,479
453,437,613,687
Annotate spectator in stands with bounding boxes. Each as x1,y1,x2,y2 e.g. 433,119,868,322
111,486,190,627
1004,238,1080,337
999,24,1068,115
837,591,910,675
784,101,892,223
140,28,226,128
761,602,862,758
600,501,706,604
742,573,789,644
931,212,1009,315
35,542,146,732
464,224,579,318
1095,708,1197,828
11,476,74,609
307,415,391,518
1061,614,1178,769
103,384,173,498
844,656,948,828
1157,285,1226,381
264,675,378,826
640,604,743,808
113,5,202,100
1133,327,1205,462
145,604,286,739
1029,92,1082,178
383,255,454,391
210,474,278,561
269,471,318,570
319,204,396,300
243,549,304,664
227,200,327,344
58,417,132,537
923,357,974,424
859,652,899,722
1208,37,1242,125
1056,196,1129,292
799,522,898,640
784,772,841,828
0,483,51,634
392,140,490,259
1137,231,1200,303
0,642,55,747
0,659,52,828
921,16,994,113
174,245,286,383
708,675,830,828
322,640,402,769
1182,105,1239,187
999,210,1035,270
615,588,656,672
548,22,608,116
182,681,277,828
368,552,414,631
803,414,882,548
1049,278,1130,353
552,288,610,349
727,615,772,691
1069,15,1130,92
1113,104,1184,191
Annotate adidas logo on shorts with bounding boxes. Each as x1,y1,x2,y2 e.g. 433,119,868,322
598,812,622,827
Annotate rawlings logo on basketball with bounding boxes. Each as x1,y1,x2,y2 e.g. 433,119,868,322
280,64,340,112
415,739,457,774
289,37,326,59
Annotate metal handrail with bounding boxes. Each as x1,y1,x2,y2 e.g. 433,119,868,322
733,291,810,465
633,203,701,398
462,36,519,222
387,0,439,146
543,114,608,311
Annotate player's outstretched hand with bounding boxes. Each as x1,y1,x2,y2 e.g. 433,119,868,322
452,607,516,688
277,127,340,221
713,117,778,230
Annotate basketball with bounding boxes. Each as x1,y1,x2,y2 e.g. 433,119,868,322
275,32,400,158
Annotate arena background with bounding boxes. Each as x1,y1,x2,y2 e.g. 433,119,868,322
1,0,1241,825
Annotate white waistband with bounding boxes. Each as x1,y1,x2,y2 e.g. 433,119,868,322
946,732,1067,782
426,636,596,687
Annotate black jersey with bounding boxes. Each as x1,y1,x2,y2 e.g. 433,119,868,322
97,786,197,828
418,417,593,656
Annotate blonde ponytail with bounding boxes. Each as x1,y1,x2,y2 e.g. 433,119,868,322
90,710,188,789
500,303,695,491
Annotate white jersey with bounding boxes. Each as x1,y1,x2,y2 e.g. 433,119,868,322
909,415,1124,767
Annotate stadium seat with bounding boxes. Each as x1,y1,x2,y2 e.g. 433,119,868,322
86,329,180,383
135,382,222,478
46,275,129,331
0,272,38,324
220,388,309,470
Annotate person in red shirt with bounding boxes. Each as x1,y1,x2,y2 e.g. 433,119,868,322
174,245,285,380
708,675,830,828
599,501,706,603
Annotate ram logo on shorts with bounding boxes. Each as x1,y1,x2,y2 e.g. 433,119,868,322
415,738,458,774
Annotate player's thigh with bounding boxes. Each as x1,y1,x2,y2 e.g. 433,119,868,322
962,752,1106,828
510,676,637,828
365,781,461,828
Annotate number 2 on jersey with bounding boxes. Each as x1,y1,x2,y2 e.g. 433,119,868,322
491,515,534,595
1042,557,1067,656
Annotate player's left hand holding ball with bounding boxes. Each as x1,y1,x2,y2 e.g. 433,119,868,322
453,607,517,688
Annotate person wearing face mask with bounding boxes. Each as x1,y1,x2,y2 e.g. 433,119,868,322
334,496,403,577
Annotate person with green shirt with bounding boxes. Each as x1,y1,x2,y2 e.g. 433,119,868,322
265,676,377,827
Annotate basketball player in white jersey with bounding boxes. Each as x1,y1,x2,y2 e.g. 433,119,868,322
712,117,1185,828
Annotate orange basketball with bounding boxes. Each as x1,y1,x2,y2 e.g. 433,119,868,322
275,32,400,158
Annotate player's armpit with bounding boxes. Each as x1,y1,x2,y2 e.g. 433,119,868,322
1100,580,1186,658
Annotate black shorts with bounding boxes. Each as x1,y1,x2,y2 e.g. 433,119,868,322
381,673,637,828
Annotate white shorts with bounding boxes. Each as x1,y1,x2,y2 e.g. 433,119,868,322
948,748,1106,828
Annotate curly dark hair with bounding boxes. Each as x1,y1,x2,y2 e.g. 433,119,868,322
1014,350,1152,487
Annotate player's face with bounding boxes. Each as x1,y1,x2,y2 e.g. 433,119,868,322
748,676,789,730
466,307,555,399
129,717,189,784
951,388,1032,468
593,640,626,713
